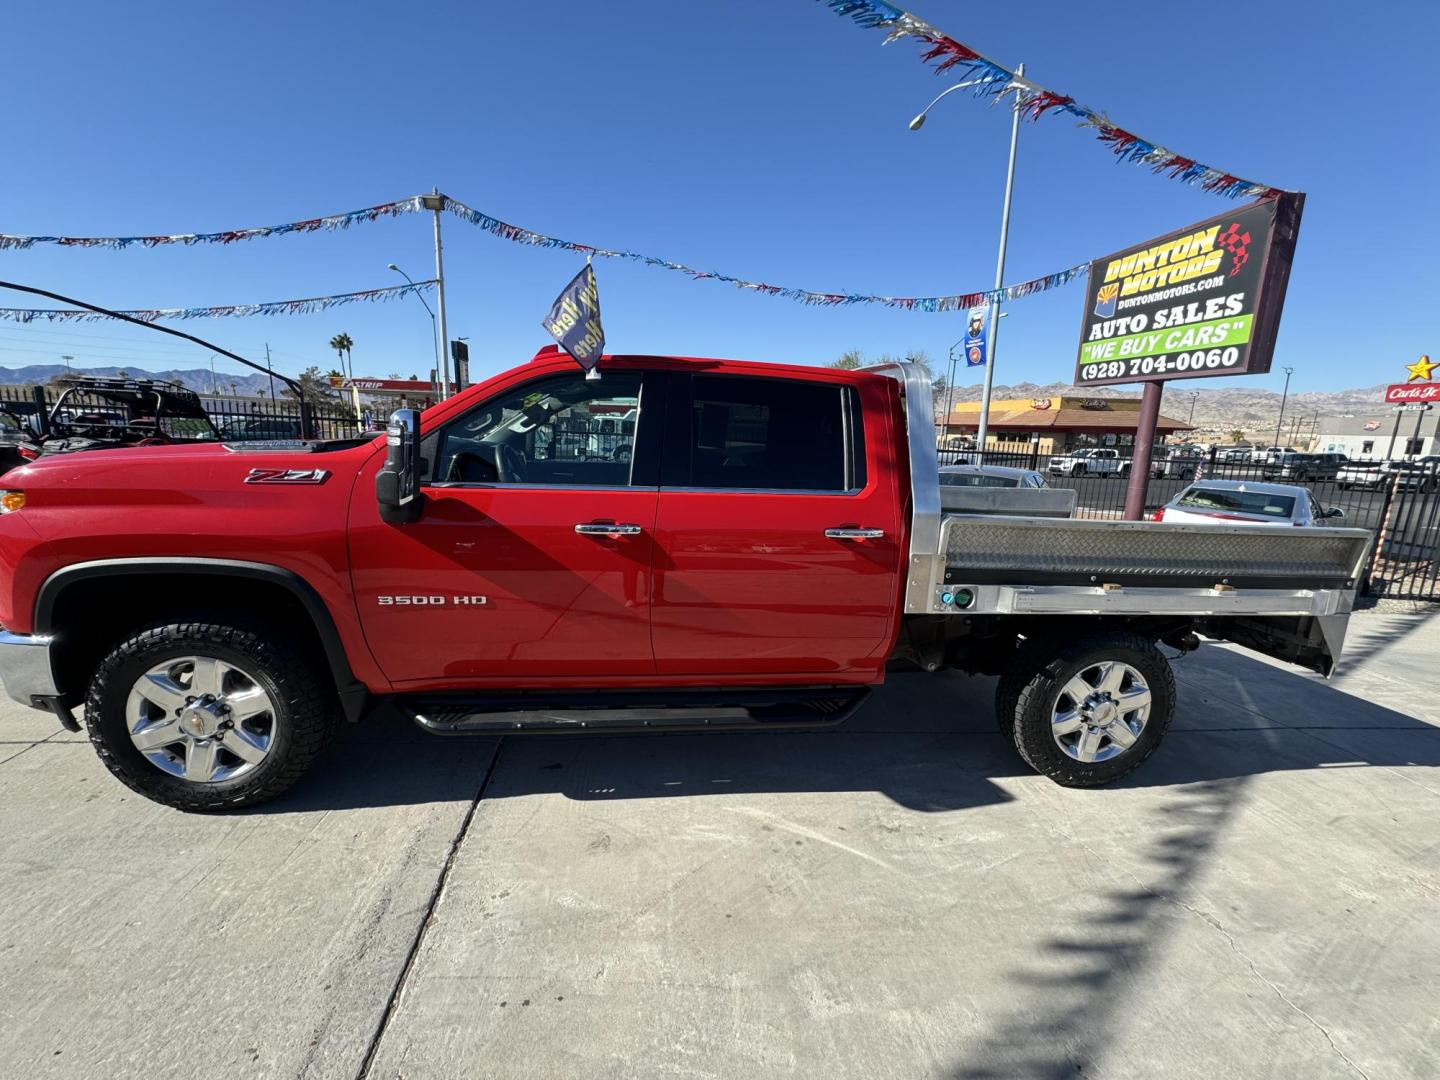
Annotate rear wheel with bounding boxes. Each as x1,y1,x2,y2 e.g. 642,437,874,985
996,632,1175,787
1072,464,1086,476
85,620,336,811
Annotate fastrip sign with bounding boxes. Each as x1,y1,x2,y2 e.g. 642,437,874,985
1075,194,1304,387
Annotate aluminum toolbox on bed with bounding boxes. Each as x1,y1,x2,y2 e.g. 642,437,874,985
863,360,1373,623
926,513,1371,617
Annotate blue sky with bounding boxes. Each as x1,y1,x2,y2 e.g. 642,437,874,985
2,0,1435,395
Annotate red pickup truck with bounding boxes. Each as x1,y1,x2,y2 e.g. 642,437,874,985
0,349,1370,810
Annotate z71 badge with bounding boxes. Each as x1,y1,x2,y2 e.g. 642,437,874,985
245,468,330,485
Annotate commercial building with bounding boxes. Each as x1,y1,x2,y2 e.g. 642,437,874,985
1317,412,1440,460
939,395,1193,456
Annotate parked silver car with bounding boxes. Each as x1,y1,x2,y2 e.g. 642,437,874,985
1152,480,1345,527
938,464,1049,489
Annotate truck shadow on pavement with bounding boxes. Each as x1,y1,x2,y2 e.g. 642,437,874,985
251,646,1440,816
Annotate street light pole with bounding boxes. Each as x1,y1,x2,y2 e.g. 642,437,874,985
388,263,440,388
944,339,961,445
420,190,451,399
1273,366,1294,449
908,65,1023,457
976,61,1023,458
1188,391,1199,425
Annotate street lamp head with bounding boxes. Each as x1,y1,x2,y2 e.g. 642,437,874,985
387,263,400,272
908,113,927,131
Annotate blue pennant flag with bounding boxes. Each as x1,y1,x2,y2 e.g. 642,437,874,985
542,264,605,372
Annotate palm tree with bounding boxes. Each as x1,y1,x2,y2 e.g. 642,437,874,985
329,333,354,381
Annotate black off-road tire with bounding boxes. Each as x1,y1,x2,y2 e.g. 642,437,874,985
1000,631,1176,787
85,620,336,812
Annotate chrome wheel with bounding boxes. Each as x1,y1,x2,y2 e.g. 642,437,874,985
1050,661,1151,764
125,656,280,783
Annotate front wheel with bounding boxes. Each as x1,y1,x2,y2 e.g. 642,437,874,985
995,631,1175,787
85,620,337,811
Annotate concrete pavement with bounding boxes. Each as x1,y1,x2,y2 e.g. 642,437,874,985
3,612,1439,1079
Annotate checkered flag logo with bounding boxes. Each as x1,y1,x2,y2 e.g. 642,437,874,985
1215,223,1252,277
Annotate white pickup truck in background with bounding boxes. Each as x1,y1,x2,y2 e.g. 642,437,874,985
1047,447,1128,478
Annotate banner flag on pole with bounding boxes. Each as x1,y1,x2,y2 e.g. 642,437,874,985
542,264,606,372
963,308,988,367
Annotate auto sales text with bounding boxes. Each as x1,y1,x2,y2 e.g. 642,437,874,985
1086,293,1245,343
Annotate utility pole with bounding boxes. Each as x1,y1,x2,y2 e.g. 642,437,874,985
1272,366,1294,449
264,344,276,400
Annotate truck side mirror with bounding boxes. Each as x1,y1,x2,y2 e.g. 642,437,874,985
376,408,423,524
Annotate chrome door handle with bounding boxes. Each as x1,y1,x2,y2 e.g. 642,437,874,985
575,523,643,536
825,527,885,540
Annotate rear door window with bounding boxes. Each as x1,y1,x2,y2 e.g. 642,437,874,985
664,374,863,492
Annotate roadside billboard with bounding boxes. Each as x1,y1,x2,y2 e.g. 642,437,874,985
1074,193,1304,387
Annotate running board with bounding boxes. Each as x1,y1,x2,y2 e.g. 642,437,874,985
400,686,871,735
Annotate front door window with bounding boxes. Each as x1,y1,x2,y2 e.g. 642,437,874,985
433,373,643,487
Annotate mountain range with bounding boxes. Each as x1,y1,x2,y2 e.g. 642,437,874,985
0,363,1396,439
0,364,279,396
940,379,1393,438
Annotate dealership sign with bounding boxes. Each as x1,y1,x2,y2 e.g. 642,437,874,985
1075,193,1304,387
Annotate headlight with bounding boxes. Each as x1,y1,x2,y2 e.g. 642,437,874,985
0,491,25,513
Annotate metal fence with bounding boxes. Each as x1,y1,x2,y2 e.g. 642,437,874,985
0,383,361,441
945,448,1440,601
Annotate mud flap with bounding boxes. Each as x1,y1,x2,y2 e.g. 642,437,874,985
1208,613,1349,677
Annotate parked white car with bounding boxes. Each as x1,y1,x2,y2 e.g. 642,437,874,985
1048,447,1128,477
1151,480,1345,527
1336,458,1438,492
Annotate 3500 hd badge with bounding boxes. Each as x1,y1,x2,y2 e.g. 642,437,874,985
376,595,488,606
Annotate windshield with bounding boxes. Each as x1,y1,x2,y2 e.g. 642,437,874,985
1176,487,1297,519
